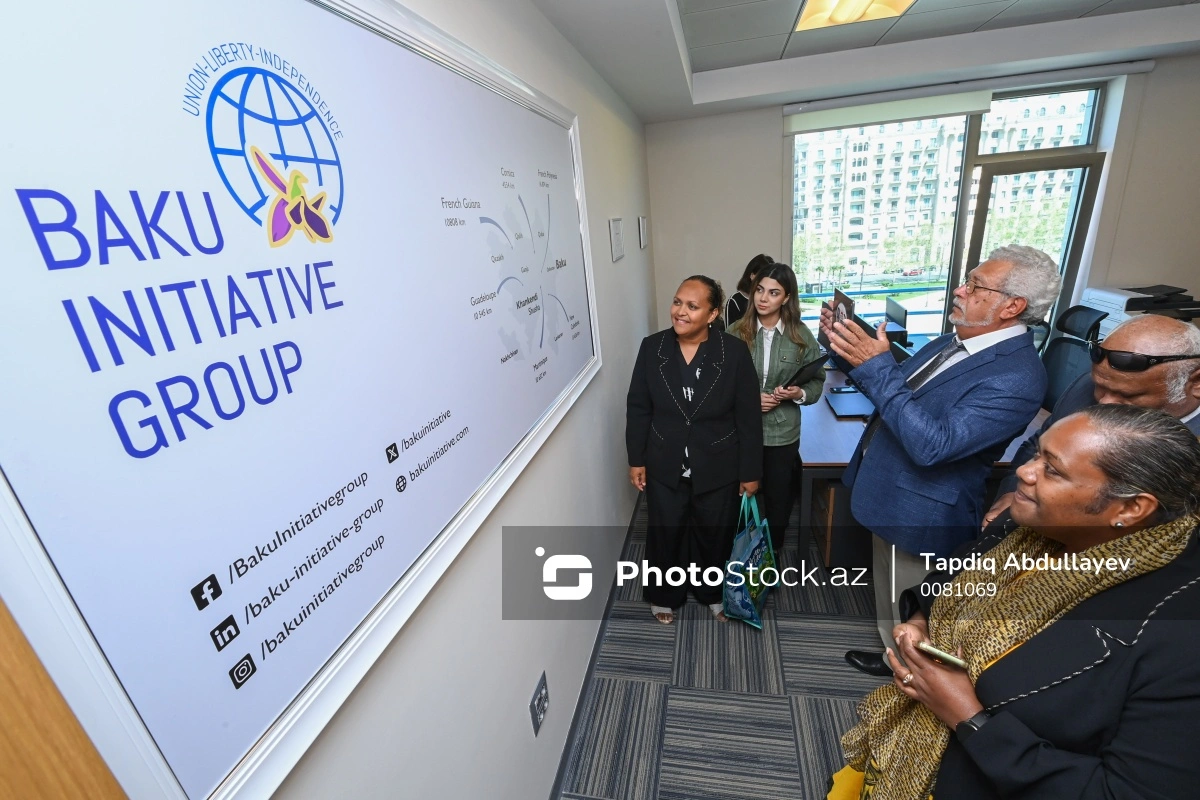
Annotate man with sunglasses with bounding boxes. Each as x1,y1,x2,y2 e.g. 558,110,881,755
983,314,1200,530
822,244,1060,676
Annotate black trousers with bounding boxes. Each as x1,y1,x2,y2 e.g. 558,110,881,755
643,476,740,608
760,443,801,551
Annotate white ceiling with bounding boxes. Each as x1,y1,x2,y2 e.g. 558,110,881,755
681,0,1199,70
529,0,1200,122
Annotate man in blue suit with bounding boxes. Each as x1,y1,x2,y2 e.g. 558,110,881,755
820,245,1060,676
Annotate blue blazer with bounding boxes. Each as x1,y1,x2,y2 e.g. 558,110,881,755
841,331,1045,557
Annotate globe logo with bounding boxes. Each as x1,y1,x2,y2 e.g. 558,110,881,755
206,67,343,245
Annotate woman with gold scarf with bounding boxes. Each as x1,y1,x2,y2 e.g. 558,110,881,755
830,403,1200,799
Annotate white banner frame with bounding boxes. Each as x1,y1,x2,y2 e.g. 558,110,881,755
0,0,601,797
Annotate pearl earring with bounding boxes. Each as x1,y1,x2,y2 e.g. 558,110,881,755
1114,521,1124,528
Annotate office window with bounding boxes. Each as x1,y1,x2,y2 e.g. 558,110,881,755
979,88,1098,155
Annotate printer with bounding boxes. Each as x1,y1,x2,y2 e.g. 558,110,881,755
1080,285,1193,338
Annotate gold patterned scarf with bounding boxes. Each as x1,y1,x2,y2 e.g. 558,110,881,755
841,515,1198,800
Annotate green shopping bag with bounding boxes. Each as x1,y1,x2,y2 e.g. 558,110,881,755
722,494,776,629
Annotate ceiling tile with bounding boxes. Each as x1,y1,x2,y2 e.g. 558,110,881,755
909,0,1007,12
681,0,804,47
876,1,1013,44
690,33,791,70
979,0,1109,29
678,0,766,13
1086,0,1193,15
782,17,898,57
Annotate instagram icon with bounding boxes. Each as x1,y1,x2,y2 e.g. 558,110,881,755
228,654,257,689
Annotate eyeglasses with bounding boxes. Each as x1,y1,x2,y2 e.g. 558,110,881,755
1088,341,1200,372
961,278,1013,297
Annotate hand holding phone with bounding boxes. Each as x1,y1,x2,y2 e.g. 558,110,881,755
916,640,968,670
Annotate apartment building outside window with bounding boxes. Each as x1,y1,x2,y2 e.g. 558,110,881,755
789,87,1104,334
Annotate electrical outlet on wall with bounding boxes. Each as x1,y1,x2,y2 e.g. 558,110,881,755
529,671,550,735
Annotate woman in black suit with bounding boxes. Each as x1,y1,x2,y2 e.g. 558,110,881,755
832,404,1200,799
626,275,763,624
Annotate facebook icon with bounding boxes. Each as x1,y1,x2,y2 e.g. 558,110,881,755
190,574,222,610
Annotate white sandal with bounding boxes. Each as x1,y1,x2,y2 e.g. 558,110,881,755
708,602,728,622
650,604,674,624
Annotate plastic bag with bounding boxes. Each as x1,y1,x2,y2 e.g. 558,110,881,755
723,494,776,629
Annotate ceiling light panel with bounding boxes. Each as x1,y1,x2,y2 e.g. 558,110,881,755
796,0,917,30
783,16,898,55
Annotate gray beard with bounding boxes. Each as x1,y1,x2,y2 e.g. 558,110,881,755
950,301,998,329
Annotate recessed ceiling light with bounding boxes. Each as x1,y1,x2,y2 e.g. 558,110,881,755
795,0,917,31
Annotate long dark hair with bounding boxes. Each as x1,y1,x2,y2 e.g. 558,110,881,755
737,254,774,294
735,263,808,350
682,274,724,319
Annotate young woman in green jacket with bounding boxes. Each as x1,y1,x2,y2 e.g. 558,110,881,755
729,263,825,549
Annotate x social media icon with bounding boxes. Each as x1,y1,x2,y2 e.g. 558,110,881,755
537,547,592,601
385,442,399,463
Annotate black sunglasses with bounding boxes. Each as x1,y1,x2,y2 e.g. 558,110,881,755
1088,341,1200,372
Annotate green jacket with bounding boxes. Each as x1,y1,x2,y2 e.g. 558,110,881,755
731,318,825,446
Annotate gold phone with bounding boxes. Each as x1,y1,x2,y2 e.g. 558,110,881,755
916,640,967,670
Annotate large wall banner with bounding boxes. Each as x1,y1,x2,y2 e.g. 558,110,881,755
0,1,597,796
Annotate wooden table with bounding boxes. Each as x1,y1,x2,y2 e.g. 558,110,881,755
796,368,1049,566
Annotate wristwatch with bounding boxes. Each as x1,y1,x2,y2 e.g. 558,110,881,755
955,710,992,744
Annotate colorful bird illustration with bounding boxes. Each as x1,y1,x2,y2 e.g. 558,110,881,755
249,146,333,247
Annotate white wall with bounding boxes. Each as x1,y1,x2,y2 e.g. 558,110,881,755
1085,53,1200,293
644,55,1200,326
273,1,655,798
645,107,783,329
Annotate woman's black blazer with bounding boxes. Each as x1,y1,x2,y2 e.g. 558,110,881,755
899,524,1200,799
626,327,763,493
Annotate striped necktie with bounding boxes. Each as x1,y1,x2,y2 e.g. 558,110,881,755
906,336,965,389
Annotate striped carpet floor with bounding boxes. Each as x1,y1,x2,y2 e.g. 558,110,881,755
558,500,887,800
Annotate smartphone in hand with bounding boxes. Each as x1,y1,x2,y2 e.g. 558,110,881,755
916,640,968,670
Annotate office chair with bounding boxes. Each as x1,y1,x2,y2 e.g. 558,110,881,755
1040,305,1108,411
